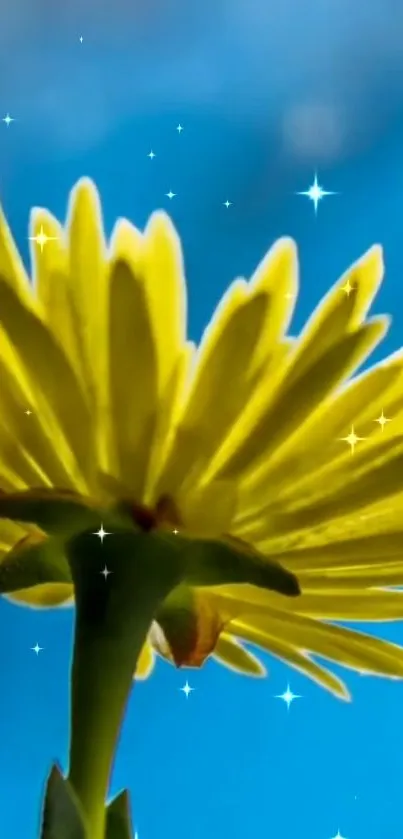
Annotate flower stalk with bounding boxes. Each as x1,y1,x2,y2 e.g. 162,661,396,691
65,528,184,839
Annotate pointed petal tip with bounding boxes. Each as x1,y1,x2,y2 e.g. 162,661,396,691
145,209,179,238
66,177,103,227
357,242,384,276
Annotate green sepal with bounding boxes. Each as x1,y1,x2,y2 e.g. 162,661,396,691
0,534,71,595
0,489,105,537
39,764,88,839
164,533,300,597
105,790,134,839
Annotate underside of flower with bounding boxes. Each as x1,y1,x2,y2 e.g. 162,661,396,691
0,178,403,701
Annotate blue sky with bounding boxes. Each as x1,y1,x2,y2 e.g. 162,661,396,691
1,2,403,838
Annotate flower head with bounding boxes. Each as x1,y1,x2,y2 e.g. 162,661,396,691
1,178,403,699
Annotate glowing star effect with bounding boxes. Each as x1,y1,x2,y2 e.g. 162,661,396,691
93,524,111,543
330,831,348,839
79,36,83,43
176,123,183,133
223,200,232,208
341,279,355,297
297,173,336,214
340,425,366,455
100,565,112,580
275,684,301,710
29,225,59,253
2,113,14,127
148,150,156,159
375,410,391,431
166,191,176,200
24,409,32,416
180,681,194,698
31,643,43,655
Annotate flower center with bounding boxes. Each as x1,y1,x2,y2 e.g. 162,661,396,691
129,494,182,534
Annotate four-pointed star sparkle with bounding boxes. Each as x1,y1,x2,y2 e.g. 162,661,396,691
166,190,176,199
2,113,14,127
340,425,366,454
341,279,355,296
297,173,336,214
375,410,391,431
180,681,194,698
29,225,59,253
93,524,112,543
275,684,301,710
330,831,348,839
31,643,43,655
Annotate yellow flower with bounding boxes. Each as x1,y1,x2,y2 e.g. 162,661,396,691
1,177,403,701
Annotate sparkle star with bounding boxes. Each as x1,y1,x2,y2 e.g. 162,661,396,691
166,191,176,199
341,279,355,296
101,565,112,580
180,681,194,698
93,524,111,543
24,409,32,416
31,643,43,655
223,200,232,208
340,425,365,454
29,225,58,253
297,173,336,214
330,831,348,839
176,123,183,133
2,113,14,127
375,410,391,431
275,684,301,710
148,150,156,159
79,36,83,43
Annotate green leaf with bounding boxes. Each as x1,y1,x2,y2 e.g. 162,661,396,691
175,534,300,597
39,764,88,839
0,488,104,536
106,790,134,839
0,533,71,595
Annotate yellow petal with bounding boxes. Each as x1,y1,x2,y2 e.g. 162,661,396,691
179,480,238,537
66,178,107,391
134,640,155,680
0,351,85,490
155,279,270,495
232,620,350,699
0,277,94,487
248,238,298,356
233,608,403,678
0,520,32,550
287,245,383,377
236,350,403,518
212,317,388,484
156,241,297,496
6,582,73,607
142,212,187,395
264,435,403,537
30,209,84,376
0,204,32,302
213,633,266,677
108,260,157,496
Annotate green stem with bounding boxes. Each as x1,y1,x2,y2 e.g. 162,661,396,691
66,529,182,839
